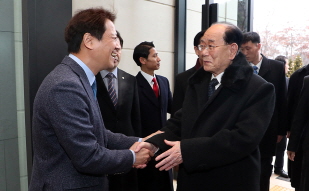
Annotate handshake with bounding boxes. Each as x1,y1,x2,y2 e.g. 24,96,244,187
129,131,183,171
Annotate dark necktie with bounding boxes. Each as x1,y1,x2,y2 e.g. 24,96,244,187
91,80,97,99
208,78,219,98
106,73,118,107
253,65,258,74
152,78,159,98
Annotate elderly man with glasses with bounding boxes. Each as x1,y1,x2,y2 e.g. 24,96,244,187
138,22,276,191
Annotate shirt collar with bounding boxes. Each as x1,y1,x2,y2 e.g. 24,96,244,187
141,70,156,84
69,54,95,85
100,67,118,78
250,55,263,69
211,72,224,84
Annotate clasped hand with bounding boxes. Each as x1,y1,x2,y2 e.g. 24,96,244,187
130,142,156,169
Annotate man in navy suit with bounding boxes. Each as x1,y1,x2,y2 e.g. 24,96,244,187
241,32,287,191
29,8,153,191
96,31,141,191
134,41,173,191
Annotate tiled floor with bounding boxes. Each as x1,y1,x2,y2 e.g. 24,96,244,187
270,173,294,191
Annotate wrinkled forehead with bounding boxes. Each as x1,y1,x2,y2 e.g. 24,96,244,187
200,24,226,44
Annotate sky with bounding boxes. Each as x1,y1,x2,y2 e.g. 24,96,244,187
253,0,309,32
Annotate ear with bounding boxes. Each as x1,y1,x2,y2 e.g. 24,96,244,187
139,57,147,65
82,33,94,50
257,43,262,50
228,43,238,60
194,46,199,56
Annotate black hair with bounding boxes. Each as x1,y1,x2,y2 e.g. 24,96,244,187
65,8,116,53
275,55,288,64
242,31,261,44
133,41,155,67
193,30,206,47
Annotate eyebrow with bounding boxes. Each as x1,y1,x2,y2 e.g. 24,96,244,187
200,39,215,44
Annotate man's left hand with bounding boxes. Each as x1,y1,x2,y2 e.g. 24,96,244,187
155,140,183,171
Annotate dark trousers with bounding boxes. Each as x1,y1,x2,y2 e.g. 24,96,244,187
274,136,287,170
260,156,273,191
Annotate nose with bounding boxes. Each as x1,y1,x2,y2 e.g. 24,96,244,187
157,56,161,62
201,48,210,56
115,40,121,49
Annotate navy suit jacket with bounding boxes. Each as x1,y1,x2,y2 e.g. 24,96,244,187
135,71,173,191
29,56,138,191
135,72,172,137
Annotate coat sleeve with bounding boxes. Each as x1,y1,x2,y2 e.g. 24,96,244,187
287,77,309,152
180,82,275,173
166,78,173,114
287,72,304,131
146,109,182,151
276,62,288,135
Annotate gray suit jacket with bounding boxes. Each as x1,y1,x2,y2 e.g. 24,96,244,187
29,56,138,191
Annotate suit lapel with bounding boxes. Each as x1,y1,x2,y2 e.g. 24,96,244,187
64,57,97,104
137,72,160,108
258,55,270,77
96,73,116,111
117,69,126,110
64,56,107,146
193,73,224,122
156,76,165,108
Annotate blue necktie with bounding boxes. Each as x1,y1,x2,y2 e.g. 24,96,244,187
208,78,219,98
106,73,118,107
253,66,258,74
91,80,97,99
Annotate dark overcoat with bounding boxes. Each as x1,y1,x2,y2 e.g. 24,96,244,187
147,53,275,191
287,66,309,188
288,76,309,191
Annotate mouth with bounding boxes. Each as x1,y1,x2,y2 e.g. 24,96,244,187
111,52,117,58
111,52,119,63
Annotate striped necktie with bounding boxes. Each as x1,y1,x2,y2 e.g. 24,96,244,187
106,73,117,107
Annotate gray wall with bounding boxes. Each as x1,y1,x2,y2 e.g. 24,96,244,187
0,0,21,190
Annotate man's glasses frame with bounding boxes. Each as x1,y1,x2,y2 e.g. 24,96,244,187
197,44,229,51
